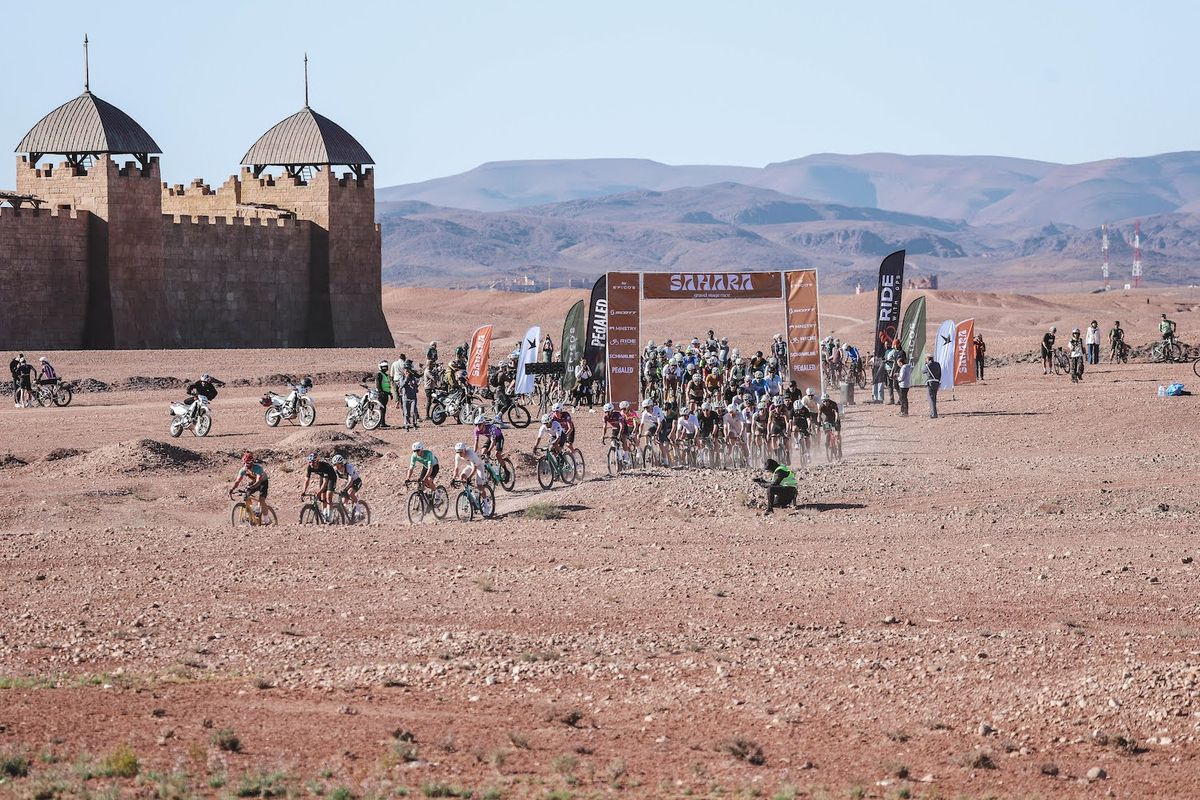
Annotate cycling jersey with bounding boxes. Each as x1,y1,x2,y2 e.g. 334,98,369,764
475,423,504,442
537,420,564,441
411,450,438,469
239,463,266,483
818,400,841,427
622,410,638,428
307,461,337,482
698,412,718,437
340,463,360,482
551,411,573,429
676,414,699,436
603,410,623,429
457,447,487,471
639,408,662,430
723,412,742,436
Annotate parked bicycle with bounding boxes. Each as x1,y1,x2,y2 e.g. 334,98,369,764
451,478,496,521
1152,338,1185,363
31,381,73,408
299,491,345,525
404,479,450,524
230,489,277,527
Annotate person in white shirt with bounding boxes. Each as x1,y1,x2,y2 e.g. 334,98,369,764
673,407,699,443
391,356,407,407
453,442,489,487
1085,320,1101,365
533,414,566,455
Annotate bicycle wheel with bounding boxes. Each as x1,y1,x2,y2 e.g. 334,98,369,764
455,491,473,522
407,492,427,524
1193,358,1200,378
53,385,73,407
571,448,585,478
478,484,496,519
1168,342,1182,363
607,447,620,476
1151,343,1165,363
642,443,655,468
537,456,555,489
432,486,450,519
506,404,531,429
231,502,252,527
499,457,516,492
561,453,578,485
299,503,320,525
349,500,371,525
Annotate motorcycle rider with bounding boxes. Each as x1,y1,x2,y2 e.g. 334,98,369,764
184,374,224,419
375,361,392,428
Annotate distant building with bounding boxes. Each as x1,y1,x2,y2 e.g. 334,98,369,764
905,275,939,290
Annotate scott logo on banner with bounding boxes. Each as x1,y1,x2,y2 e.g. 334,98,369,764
669,273,758,292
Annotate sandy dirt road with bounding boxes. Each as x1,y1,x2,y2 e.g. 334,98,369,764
1,289,1199,799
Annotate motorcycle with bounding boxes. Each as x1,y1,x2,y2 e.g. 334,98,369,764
344,383,384,430
429,388,480,426
169,394,212,437
260,377,316,427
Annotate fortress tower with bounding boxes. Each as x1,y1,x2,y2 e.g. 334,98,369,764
15,87,166,348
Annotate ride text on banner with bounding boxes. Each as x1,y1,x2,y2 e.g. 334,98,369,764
783,269,822,395
466,324,494,389
873,250,906,361
605,272,641,405
954,318,976,385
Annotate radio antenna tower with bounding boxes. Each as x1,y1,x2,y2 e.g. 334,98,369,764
1101,224,1110,290
1131,220,1143,288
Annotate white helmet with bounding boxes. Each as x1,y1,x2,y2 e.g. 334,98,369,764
429,341,436,346
603,402,614,411
411,441,424,451
474,413,487,425
647,340,655,347
793,400,804,411
641,399,652,408
331,454,345,465
541,413,552,423
773,397,784,406
768,357,778,365
701,402,712,411
454,442,466,452
806,388,816,397
754,371,763,379
38,356,47,363
619,400,630,410
552,403,563,412
379,360,389,370
820,393,830,402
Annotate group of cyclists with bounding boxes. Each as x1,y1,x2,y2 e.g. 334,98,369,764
1040,314,1181,380
8,353,59,408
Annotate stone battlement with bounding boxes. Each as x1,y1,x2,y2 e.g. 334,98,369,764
0,206,83,222
165,213,303,228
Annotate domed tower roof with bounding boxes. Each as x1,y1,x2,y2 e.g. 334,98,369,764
242,106,374,179
15,90,161,165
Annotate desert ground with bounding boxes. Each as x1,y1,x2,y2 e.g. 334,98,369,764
1,287,1199,799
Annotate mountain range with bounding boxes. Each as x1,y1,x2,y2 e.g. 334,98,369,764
375,153,1200,291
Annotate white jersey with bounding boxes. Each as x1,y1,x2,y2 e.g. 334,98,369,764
675,414,699,435
537,420,564,440
801,396,819,414
640,407,663,427
456,448,486,472
723,411,743,436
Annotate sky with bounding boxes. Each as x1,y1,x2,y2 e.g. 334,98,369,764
0,0,1195,189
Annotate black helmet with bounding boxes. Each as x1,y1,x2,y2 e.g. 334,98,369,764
764,458,779,472
301,376,313,389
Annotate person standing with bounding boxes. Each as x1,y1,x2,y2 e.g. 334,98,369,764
422,362,438,420
1068,328,1085,383
973,334,986,380
884,339,904,405
541,335,555,364
897,356,912,417
391,354,406,410
9,354,21,408
375,360,392,428
15,357,34,408
1041,327,1057,375
1085,321,1101,365
1108,321,1125,362
402,369,420,430
922,354,941,419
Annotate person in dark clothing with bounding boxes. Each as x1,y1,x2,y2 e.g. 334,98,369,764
494,361,515,413
375,360,392,428
973,334,986,380
427,341,438,365
10,355,26,407
1041,327,1057,375
402,371,420,429
922,355,941,419
183,373,224,417
759,458,798,515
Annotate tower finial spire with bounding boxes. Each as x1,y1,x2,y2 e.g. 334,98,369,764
304,52,309,107
84,33,90,92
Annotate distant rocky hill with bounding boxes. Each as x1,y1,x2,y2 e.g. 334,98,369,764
378,179,1200,292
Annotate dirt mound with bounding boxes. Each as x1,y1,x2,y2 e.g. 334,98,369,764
44,447,87,461
70,439,207,475
270,429,388,461
116,376,187,391
0,453,27,470
68,378,111,393
227,371,374,389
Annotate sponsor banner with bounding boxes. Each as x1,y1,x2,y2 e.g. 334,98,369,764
583,275,607,376
514,325,541,395
465,324,494,389
643,271,783,299
605,272,641,405
935,319,956,391
899,295,928,386
954,318,976,385
783,269,822,396
560,299,585,392
873,250,906,360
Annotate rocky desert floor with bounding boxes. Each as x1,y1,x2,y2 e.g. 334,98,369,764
1,287,1199,799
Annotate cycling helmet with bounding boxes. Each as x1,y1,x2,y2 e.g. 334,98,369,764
619,400,630,409
793,400,804,411
768,357,778,365
454,442,466,452
691,337,700,345
541,413,552,423
474,413,487,425
754,371,763,379
552,403,563,412
411,441,424,451
1072,327,1080,334
379,360,389,370
38,356,47,363
429,341,436,346
820,393,830,401
648,340,656,347
1050,326,1057,333
701,402,712,411
241,452,254,465
806,388,816,397
775,333,783,340
331,454,345,465
306,452,317,463
641,399,652,408
603,402,614,411
773,397,784,406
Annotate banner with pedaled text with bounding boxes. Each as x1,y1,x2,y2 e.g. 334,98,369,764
783,269,822,395
583,275,607,377
643,271,783,300
873,250,906,361
605,272,641,406
954,318,976,386
466,324,494,389
560,299,585,392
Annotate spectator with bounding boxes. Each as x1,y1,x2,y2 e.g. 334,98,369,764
9,354,21,408
390,354,406,409
1085,321,1101,365
870,354,886,403
922,354,941,419
897,356,912,417
542,335,555,363
884,339,905,404
574,358,593,407
973,334,986,380
1041,327,1057,374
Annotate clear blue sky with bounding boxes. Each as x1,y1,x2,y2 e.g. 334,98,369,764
0,0,1193,189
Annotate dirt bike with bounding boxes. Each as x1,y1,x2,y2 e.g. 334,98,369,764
169,394,212,437
429,389,481,426
344,384,384,430
261,378,316,427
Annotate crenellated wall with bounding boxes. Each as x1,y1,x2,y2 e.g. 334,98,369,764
162,214,315,348
0,207,90,349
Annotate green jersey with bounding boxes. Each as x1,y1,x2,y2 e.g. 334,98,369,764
410,450,437,468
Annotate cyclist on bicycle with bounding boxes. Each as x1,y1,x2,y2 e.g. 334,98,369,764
619,400,640,454
331,454,362,508
302,452,338,508
407,441,439,490
639,398,662,449
533,413,566,456
453,441,489,488
229,451,269,521
1108,321,1125,362
817,393,842,433
723,401,747,460
474,414,506,459
768,396,790,455
697,402,720,451
1160,313,1177,343
792,399,812,454
673,402,700,452
551,403,575,447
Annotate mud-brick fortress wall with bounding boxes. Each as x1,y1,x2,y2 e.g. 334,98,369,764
0,208,90,349
162,215,315,348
